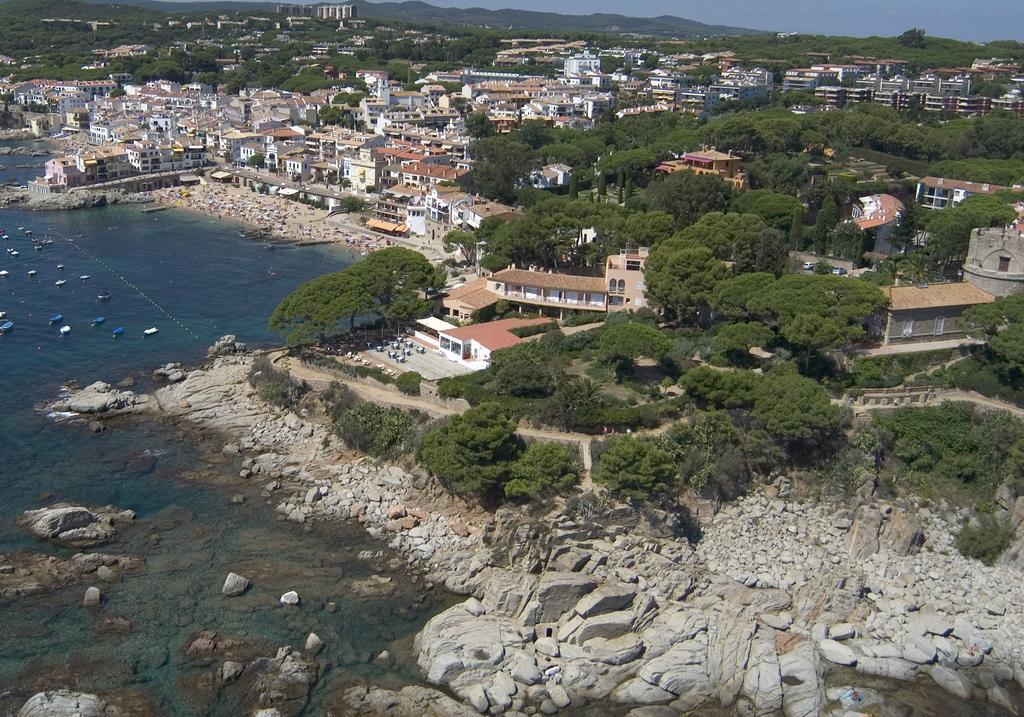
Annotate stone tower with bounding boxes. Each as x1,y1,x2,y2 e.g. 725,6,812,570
964,226,1024,297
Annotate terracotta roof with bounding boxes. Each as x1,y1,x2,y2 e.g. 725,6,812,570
491,268,606,293
886,282,995,311
441,317,552,352
443,278,500,310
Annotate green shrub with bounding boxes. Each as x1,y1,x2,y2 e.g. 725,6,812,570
956,515,1014,565
593,435,676,498
679,366,760,409
509,321,558,338
505,442,580,499
334,402,416,457
249,357,309,408
395,371,422,396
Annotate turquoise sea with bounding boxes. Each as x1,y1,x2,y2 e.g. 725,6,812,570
0,146,451,714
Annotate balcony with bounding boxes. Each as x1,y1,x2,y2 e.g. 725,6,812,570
499,289,606,311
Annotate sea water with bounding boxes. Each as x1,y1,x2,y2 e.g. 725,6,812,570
0,161,451,713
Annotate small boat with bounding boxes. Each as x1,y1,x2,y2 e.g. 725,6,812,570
27,270,36,276
54,279,66,287
59,325,71,336
112,326,124,338
0,310,6,319
0,320,13,334
144,327,159,336
24,229,31,236
1,235,8,240
56,264,64,271
9,250,18,257
97,290,111,302
17,226,23,231
0,270,8,277
91,316,105,326
34,245,42,251
79,275,91,281
48,314,63,324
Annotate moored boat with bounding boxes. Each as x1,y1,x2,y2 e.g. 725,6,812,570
0,270,8,277
27,270,36,276
112,326,124,338
59,325,71,337
144,327,159,336
91,316,105,326
97,290,111,301
0,320,13,334
56,264,64,271
55,279,66,287
48,314,63,324
79,275,90,281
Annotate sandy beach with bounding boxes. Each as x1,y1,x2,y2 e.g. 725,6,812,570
150,182,389,253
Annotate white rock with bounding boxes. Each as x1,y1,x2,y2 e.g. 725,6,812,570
817,639,857,666
280,590,300,606
305,632,324,655
221,572,250,597
928,664,974,699
83,586,102,607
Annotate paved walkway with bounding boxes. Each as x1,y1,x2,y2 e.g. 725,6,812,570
857,337,983,357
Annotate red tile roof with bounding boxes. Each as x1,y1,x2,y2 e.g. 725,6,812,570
441,317,552,352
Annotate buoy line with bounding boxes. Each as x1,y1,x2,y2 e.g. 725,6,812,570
61,235,200,340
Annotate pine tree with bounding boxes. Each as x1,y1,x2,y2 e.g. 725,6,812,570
789,205,804,249
616,167,626,203
568,173,579,200
597,173,607,198
624,178,634,202
813,197,839,253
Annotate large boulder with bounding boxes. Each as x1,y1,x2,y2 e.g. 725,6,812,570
638,639,710,700
18,691,125,717
572,583,636,618
18,504,134,547
741,638,783,716
415,601,524,686
881,511,925,556
221,572,250,597
532,572,598,624
778,641,824,717
929,664,974,699
846,506,882,559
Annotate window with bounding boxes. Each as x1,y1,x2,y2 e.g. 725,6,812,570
617,279,625,292
901,320,914,338
935,317,945,335
999,256,1011,272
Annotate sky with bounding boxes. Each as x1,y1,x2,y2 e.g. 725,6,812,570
378,0,1021,43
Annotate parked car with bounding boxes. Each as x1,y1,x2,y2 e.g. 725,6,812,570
802,261,815,271
831,267,848,276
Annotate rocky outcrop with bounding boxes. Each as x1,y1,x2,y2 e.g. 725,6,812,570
0,186,152,211
17,690,125,717
51,381,148,415
339,685,479,716
207,335,248,358
18,504,135,547
405,492,1024,715
0,551,140,599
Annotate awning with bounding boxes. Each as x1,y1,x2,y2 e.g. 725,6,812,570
279,187,300,196
179,174,201,184
366,218,405,233
417,317,458,332
209,170,231,180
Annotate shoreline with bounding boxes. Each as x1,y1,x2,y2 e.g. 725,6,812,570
149,183,390,255
44,341,1024,717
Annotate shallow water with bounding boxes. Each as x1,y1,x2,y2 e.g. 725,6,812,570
0,164,452,714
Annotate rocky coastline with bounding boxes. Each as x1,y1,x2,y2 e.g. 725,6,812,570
0,185,154,211
43,339,1024,716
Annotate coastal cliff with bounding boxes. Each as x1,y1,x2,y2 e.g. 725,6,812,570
51,341,1024,716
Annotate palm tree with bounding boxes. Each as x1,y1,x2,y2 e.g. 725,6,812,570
898,251,934,285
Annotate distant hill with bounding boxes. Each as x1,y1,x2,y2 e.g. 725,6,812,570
67,0,766,37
